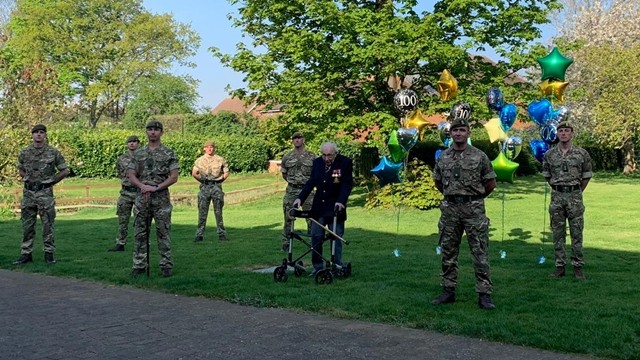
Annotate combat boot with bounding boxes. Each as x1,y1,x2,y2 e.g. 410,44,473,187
478,293,496,310
431,287,456,305
13,253,32,265
573,267,585,280
193,236,203,242
108,244,125,252
549,266,565,278
44,252,56,264
219,234,228,241
130,268,146,277
161,268,172,278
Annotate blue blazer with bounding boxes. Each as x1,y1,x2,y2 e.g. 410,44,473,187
298,154,353,221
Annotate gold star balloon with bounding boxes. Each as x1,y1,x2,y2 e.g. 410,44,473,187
437,69,458,101
539,79,569,102
405,109,430,139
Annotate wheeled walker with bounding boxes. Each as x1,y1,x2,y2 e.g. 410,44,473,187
273,208,351,284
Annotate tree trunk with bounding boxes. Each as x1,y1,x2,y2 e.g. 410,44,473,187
622,140,637,175
89,99,98,128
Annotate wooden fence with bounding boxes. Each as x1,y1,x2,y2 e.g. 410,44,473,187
0,176,284,213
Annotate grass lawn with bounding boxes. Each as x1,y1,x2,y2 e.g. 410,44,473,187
0,174,638,359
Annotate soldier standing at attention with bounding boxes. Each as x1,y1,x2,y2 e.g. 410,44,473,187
280,131,315,252
128,120,179,277
13,124,69,265
192,140,229,242
431,116,497,310
108,135,140,252
543,121,592,280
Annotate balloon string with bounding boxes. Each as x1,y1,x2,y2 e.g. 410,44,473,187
501,186,505,242
542,180,548,245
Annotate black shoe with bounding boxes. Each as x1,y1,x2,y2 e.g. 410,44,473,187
193,236,203,242
549,266,565,278
13,253,32,265
478,293,496,310
219,234,228,241
44,252,56,264
161,268,172,278
130,268,146,276
108,244,125,252
432,287,456,305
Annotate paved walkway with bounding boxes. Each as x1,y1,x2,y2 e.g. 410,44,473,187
0,269,595,360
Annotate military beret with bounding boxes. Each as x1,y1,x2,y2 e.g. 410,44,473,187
203,140,215,147
449,118,470,129
126,135,140,143
31,124,47,133
291,131,304,139
145,120,163,130
557,121,573,130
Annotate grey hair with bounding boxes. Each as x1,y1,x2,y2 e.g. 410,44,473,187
320,142,338,154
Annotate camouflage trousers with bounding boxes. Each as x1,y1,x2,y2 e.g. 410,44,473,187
20,188,56,255
282,186,313,244
115,189,138,246
196,183,225,238
132,190,173,271
549,190,585,267
437,200,492,294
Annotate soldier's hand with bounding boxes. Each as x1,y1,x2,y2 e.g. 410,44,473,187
292,199,301,209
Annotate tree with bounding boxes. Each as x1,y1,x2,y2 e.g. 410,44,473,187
123,73,199,129
1,0,200,128
552,0,640,173
211,0,560,143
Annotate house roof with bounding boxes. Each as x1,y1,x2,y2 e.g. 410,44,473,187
211,97,285,119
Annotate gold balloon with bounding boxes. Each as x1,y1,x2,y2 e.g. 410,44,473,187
539,79,569,102
405,109,430,139
483,117,508,143
437,69,458,101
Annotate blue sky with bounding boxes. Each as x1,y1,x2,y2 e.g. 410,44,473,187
143,1,555,110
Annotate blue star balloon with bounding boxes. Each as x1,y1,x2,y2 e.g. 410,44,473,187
371,156,402,187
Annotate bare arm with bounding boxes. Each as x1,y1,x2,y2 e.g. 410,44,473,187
483,178,496,197
434,179,444,194
54,168,70,184
580,178,590,192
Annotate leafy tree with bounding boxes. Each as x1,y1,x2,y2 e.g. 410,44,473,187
123,73,199,130
211,0,560,143
1,0,199,128
553,0,639,173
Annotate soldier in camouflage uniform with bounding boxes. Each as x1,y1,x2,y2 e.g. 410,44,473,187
431,117,497,310
542,121,592,280
13,124,70,265
108,135,140,252
127,120,179,278
192,140,229,242
280,131,315,251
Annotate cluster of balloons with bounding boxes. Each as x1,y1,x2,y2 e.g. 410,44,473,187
528,47,574,162
482,87,521,183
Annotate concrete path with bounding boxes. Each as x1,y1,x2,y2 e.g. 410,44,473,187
0,269,595,360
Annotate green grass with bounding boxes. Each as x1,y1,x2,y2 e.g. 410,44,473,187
0,174,638,359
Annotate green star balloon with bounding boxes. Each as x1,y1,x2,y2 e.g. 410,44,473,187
491,152,519,183
537,47,574,81
388,130,407,163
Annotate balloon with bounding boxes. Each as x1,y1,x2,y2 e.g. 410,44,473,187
371,156,402,186
435,149,443,160
437,121,451,145
499,103,518,131
394,89,418,114
529,139,549,163
540,122,558,145
387,130,407,163
405,109,430,139
483,117,508,143
553,106,571,123
502,135,523,160
491,152,519,183
539,79,569,102
486,87,504,112
397,127,418,152
437,69,458,101
527,99,553,127
537,47,574,81
449,101,472,122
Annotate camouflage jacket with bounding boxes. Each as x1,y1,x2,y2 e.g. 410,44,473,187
116,152,135,186
281,149,315,186
433,145,496,196
542,144,592,186
18,144,67,184
193,154,229,181
128,144,180,185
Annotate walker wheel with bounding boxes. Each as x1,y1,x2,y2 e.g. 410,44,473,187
273,266,288,282
315,269,333,285
343,262,352,278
